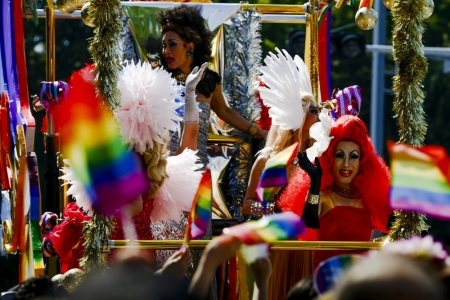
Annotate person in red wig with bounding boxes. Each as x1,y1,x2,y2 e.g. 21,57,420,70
278,115,393,268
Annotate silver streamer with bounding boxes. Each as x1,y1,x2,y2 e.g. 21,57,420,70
223,9,262,217
118,7,144,67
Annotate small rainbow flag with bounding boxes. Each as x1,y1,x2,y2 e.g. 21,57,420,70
259,142,299,188
57,66,148,215
223,212,305,245
389,142,450,220
186,168,212,242
256,142,299,212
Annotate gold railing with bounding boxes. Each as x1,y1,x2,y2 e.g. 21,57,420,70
108,240,383,251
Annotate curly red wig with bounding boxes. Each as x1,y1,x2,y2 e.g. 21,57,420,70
320,116,392,231
279,116,392,232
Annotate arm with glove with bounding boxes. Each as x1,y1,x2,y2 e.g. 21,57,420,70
177,63,208,154
297,151,322,229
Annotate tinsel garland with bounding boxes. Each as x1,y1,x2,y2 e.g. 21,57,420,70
79,0,121,278
118,8,141,66
88,0,122,110
79,212,113,278
223,9,262,217
388,0,430,240
388,210,429,241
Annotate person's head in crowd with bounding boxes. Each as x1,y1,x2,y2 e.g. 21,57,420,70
285,276,317,300
145,35,162,69
332,252,446,300
70,256,190,300
15,276,54,300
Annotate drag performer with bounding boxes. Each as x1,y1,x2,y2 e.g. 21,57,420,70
157,5,267,168
56,63,205,268
110,61,206,267
279,115,393,268
242,48,319,299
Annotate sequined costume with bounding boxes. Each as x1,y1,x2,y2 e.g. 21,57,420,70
109,197,156,266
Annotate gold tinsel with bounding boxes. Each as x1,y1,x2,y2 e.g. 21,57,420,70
387,210,429,241
88,0,122,109
79,212,113,278
388,0,430,241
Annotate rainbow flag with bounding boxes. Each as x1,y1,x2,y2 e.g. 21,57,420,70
223,212,304,245
57,66,148,215
259,142,299,188
389,142,450,220
186,169,212,241
256,142,298,212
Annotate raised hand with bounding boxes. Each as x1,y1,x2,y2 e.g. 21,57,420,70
184,63,208,124
159,247,192,282
297,151,322,194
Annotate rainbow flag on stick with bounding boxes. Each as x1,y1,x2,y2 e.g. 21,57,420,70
185,169,212,243
389,142,450,220
57,66,148,215
256,142,299,212
222,212,305,245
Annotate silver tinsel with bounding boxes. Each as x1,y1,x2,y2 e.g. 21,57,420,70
223,9,262,217
118,7,142,66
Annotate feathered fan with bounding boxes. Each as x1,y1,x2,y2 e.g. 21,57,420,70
258,48,313,131
116,62,183,154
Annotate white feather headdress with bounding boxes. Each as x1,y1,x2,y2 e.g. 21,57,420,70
258,48,313,131
116,62,183,154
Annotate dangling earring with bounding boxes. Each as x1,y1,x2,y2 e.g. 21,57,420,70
186,50,194,57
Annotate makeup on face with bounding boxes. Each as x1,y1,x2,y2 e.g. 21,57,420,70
162,31,193,73
332,140,360,190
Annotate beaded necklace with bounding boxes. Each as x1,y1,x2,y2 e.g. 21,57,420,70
173,69,206,85
327,182,361,199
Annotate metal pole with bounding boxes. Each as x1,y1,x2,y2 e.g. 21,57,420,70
305,0,320,103
370,1,387,156
44,7,60,216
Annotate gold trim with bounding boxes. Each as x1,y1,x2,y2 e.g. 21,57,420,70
109,240,383,250
207,133,238,144
304,0,320,104
240,4,306,15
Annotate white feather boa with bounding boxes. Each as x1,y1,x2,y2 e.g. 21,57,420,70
59,159,93,216
116,62,183,154
258,48,313,131
151,149,203,223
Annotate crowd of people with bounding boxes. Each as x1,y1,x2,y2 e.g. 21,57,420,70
3,3,449,300
3,235,450,300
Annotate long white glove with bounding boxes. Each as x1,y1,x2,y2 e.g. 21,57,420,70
184,62,208,124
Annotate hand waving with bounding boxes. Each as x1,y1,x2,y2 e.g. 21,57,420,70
185,62,208,93
297,151,322,194
184,62,208,124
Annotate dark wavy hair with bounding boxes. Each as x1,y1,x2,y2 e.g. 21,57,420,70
157,5,214,69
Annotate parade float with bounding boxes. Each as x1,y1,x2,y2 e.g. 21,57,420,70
0,0,434,297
